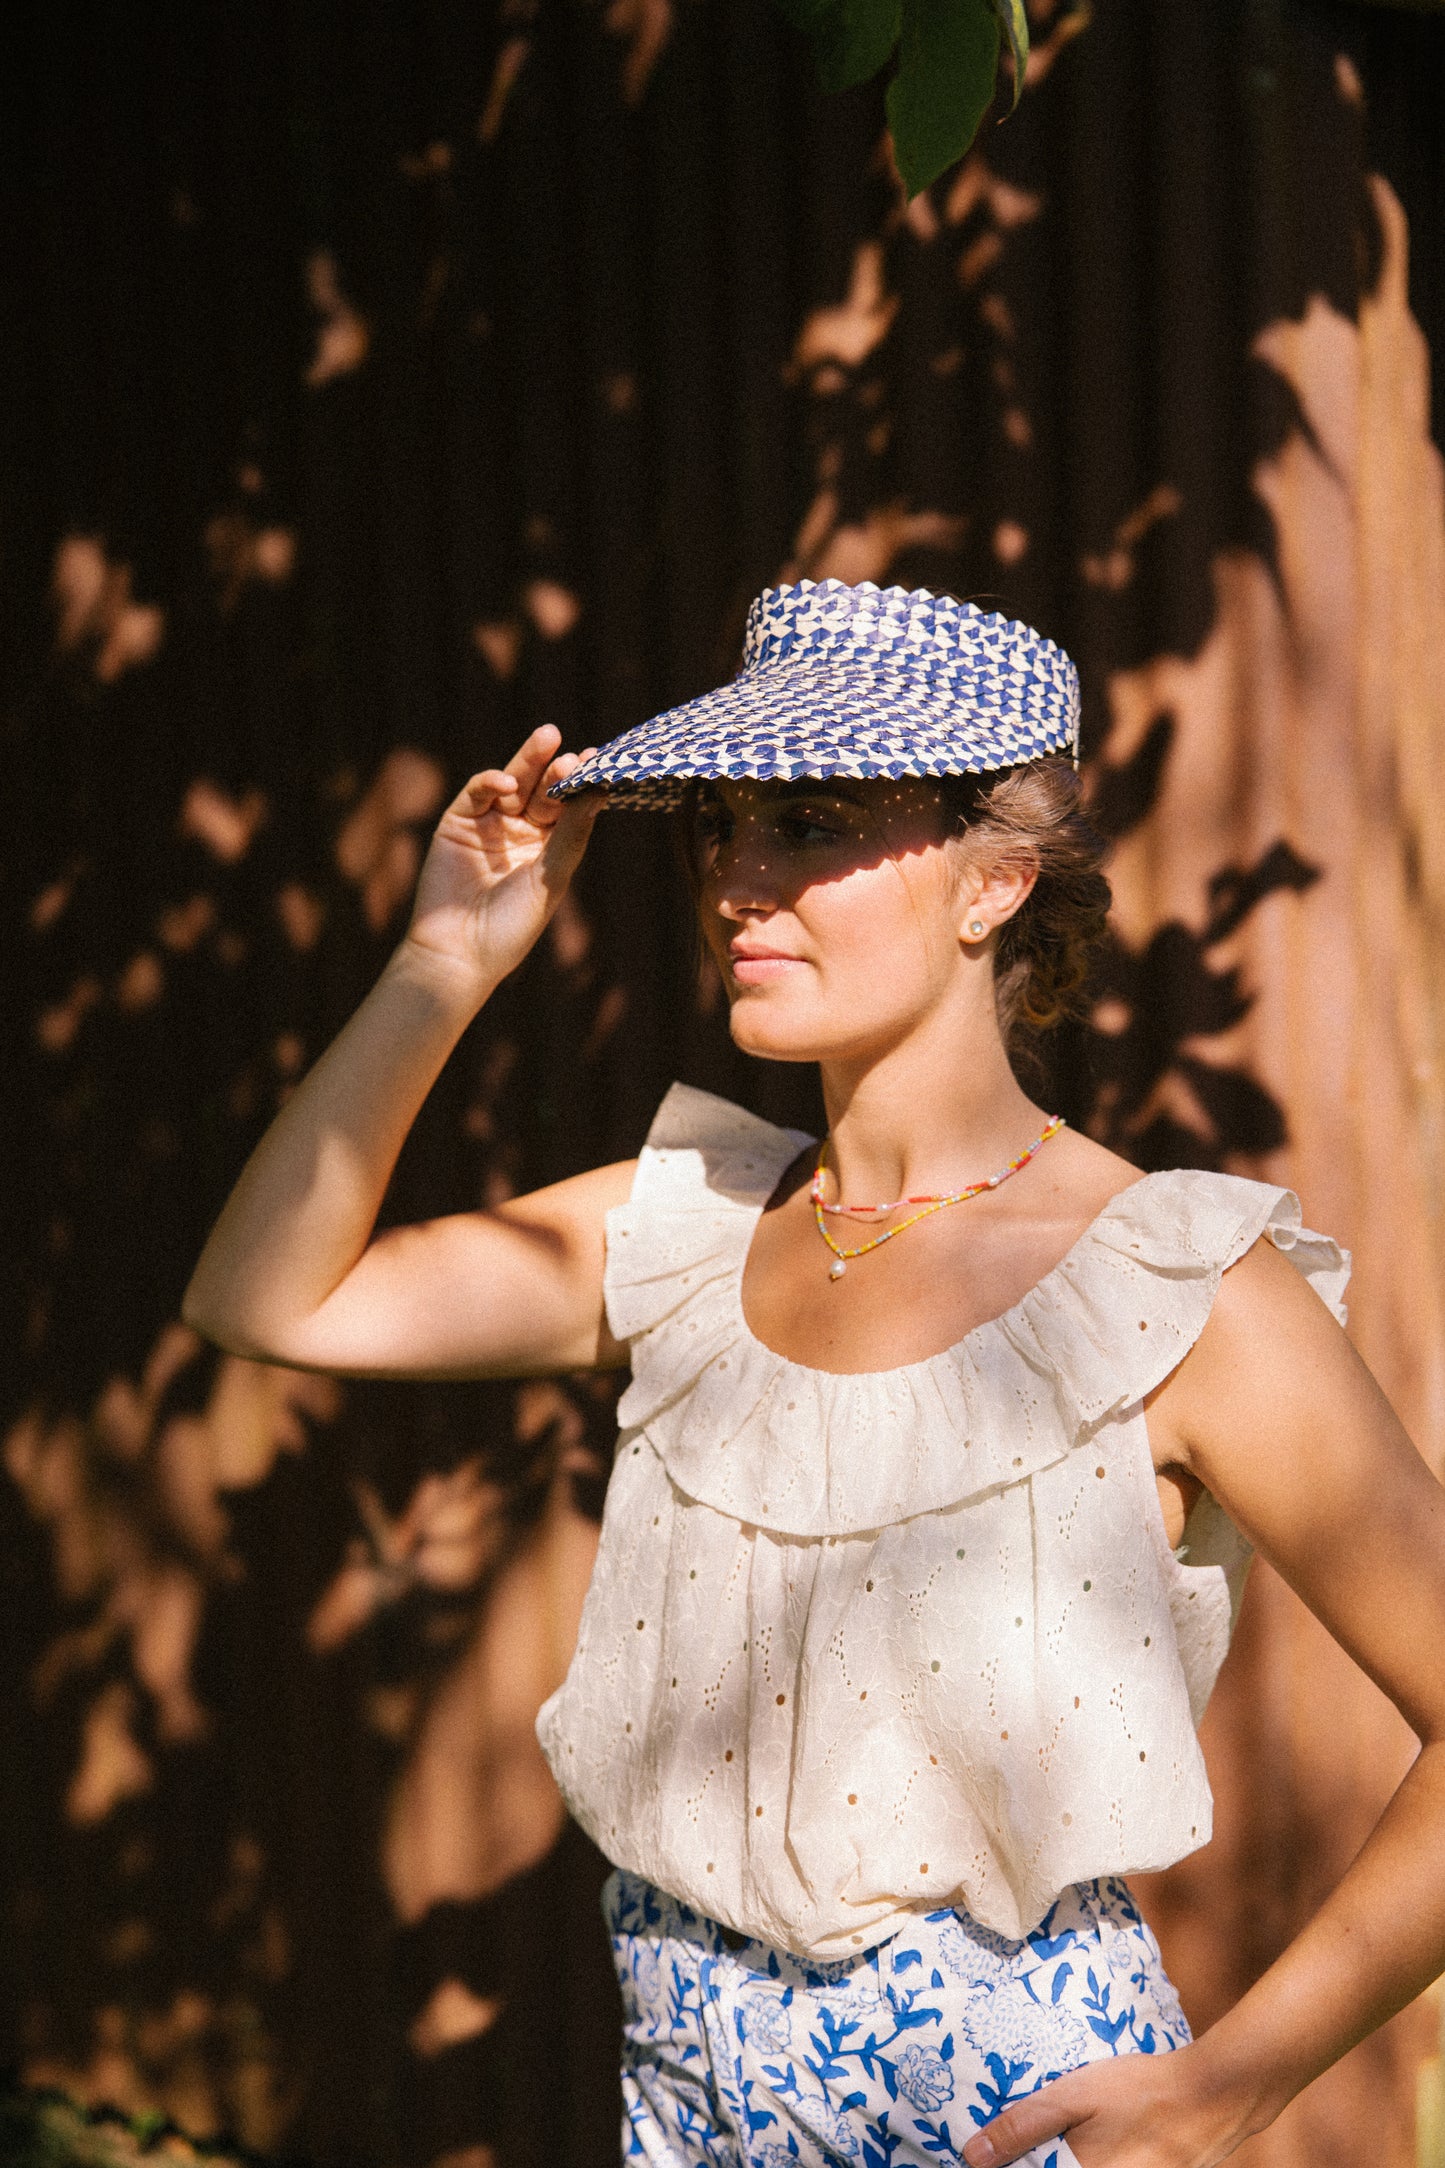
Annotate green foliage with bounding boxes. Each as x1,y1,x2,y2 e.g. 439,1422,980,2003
887,0,1001,196
774,0,1444,194
816,0,903,94
991,0,1029,111
772,0,1035,197
0,2087,256,2168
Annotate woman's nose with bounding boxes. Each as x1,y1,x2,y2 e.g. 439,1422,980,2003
705,825,783,918
714,890,765,921
709,858,783,919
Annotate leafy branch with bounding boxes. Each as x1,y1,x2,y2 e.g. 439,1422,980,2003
770,0,1445,200
767,0,1033,197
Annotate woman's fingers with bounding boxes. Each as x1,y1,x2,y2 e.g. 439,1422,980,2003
459,729,558,817
462,769,517,815
961,2080,1079,2168
538,774,602,891
526,743,598,821
499,724,563,808
522,751,572,826
462,729,592,828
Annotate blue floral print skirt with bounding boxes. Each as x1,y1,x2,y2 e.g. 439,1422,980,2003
604,1868,1190,2168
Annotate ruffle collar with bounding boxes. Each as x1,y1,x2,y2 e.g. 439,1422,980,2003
605,1085,1350,1538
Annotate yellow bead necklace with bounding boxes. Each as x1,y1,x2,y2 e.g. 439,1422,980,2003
810,1116,1067,1281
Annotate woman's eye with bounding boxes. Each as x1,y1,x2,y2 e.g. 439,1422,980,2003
691,797,852,856
780,809,844,844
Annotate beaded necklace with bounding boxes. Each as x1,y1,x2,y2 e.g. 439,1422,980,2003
810,1115,1067,1280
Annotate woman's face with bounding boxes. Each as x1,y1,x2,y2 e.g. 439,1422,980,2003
691,777,984,1065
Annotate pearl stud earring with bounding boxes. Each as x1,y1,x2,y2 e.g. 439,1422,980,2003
968,919,986,937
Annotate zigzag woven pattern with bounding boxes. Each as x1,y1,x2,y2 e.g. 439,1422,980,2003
549,579,1080,810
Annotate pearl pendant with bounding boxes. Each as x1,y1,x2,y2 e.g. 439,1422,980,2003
829,1258,847,1281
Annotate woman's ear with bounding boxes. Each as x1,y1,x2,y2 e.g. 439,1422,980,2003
955,847,1039,945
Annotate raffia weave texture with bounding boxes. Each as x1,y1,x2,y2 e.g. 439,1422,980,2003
548,580,1080,810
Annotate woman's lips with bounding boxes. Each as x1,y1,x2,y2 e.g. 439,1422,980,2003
729,950,804,984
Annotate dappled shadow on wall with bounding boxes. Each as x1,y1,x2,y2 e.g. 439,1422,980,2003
9,19,1445,2168
4,1343,623,2165
1073,167,1445,2168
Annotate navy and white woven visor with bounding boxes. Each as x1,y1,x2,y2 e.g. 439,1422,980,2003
547,579,1080,813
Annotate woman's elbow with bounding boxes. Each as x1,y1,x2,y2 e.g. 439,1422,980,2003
182,1274,344,1375
181,1272,269,1361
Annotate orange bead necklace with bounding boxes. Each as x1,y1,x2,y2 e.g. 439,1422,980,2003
810,1116,1067,1281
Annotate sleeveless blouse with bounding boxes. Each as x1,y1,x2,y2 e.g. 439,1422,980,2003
536,1085,1350,1960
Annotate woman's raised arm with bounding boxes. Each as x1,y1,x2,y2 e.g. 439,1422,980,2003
182,727,630,1381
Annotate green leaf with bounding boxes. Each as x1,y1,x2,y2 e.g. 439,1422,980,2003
815,0,904,93
989,0,1029,110
887,0,1000,199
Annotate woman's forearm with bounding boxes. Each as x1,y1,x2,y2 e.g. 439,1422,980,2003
1190,1735,1445,2141
183,939,495,1353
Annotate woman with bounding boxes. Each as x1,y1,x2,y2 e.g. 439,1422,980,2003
185,580,1445,2168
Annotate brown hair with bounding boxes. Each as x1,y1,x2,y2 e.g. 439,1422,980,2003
940,757,1111,1068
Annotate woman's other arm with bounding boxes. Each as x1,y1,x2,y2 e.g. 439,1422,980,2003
182,727,628,1380
962,1236,1445,2168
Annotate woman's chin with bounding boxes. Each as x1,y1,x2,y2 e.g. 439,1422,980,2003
727,997,857,1066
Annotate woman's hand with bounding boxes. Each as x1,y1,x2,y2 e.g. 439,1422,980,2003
403,724,601,990
960,2042,1250,2168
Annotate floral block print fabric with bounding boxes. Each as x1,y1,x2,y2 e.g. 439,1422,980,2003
605,1868,1190,2168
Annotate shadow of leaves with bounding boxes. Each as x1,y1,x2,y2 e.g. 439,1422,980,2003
1079,847,1321,1173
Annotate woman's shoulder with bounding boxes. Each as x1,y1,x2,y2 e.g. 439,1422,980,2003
641,1080,811,1154
1054,1149,1352,1333
628,1083,814,1208
978,1130,1255,1295
1031,1128,1312,1233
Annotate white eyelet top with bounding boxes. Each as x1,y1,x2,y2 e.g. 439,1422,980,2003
536,1084,1350,1959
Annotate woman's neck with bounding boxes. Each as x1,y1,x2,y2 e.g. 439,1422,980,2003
817,1012,1044,1204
